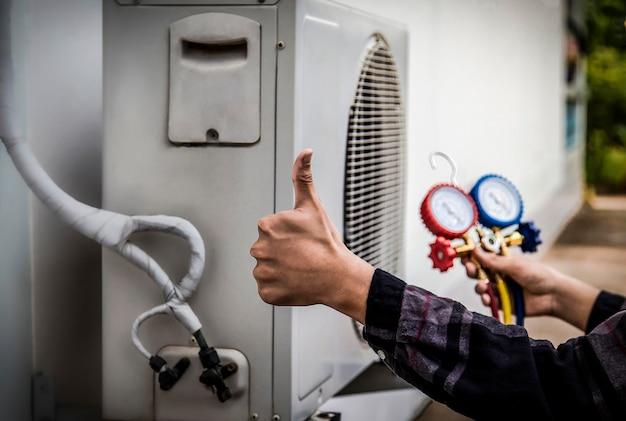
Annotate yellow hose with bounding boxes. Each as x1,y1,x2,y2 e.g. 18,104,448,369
495,273,513,324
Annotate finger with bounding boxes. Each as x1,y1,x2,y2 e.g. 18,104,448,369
252,262,273,283
250,242,269,260
465,261,478,279
473,247,514,274
257,217,272,238
481,293,491,307
474,280,489,295
292,149,319,209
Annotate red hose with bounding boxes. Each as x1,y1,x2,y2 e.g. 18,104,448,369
485,282,500,321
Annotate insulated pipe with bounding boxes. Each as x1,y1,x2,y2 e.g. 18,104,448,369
0,0,205,360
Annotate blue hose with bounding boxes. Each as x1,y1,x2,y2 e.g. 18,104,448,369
509,281,525,326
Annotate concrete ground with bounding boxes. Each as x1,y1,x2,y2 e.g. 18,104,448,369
416,196,626,420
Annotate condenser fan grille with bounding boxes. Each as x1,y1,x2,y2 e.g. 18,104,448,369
344,35,405,274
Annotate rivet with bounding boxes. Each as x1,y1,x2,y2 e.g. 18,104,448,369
250,414,259,420
277,41,286,50
272,415,281,421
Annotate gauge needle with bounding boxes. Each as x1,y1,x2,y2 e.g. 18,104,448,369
442,202,461,225
489,191,510,213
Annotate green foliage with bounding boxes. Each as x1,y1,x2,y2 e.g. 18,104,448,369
601,147,626,187
586,0,626,192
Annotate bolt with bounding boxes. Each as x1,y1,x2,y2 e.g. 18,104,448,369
250,414,259,420
277,41,286,50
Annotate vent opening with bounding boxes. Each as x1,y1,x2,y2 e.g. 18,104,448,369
344,35,405,276
343,36,405,343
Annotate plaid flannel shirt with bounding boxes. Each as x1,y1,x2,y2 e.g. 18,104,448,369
363,269,626,420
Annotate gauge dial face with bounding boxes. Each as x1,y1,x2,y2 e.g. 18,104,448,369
475,177,522,224
429,186,476,233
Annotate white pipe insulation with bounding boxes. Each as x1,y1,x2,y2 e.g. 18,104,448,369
0,0,206,360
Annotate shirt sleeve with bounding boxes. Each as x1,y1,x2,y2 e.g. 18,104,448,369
363,269,626,421
586,290,626,333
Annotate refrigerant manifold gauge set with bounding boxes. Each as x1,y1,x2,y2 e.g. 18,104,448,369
420,152,542,326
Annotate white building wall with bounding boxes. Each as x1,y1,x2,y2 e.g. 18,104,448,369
338,0,577,309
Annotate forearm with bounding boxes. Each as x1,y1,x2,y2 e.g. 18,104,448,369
551,271,600,331
361,269,624,420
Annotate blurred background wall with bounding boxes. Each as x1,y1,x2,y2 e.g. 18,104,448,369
0,0,587,419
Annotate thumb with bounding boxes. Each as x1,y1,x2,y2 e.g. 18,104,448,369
292,149,319,209
473,247,516,274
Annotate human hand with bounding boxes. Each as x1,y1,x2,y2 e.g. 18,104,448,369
464,247,560,318
464,247,599,330
250,149,374,323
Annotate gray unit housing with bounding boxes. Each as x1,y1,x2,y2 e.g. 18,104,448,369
103,0,407,419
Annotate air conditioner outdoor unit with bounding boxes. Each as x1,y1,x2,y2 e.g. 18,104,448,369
102,0,408,420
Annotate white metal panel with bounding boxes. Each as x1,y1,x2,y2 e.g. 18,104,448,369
103,4,277,419
288,1,409,419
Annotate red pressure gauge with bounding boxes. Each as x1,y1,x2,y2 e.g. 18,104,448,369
420,183,478,239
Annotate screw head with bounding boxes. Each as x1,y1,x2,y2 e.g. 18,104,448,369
272,415,281,421
207,128,219,141
277,41,286,50
250,414,259,420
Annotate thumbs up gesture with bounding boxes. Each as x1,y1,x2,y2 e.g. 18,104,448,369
250,149,374,323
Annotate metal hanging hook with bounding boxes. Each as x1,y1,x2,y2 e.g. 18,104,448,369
429,151,458,185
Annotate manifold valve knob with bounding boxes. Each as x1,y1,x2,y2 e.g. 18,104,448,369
518,221,542,253
428,237,458,272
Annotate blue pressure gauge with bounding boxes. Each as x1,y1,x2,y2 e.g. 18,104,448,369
470,174,524,228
